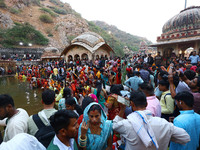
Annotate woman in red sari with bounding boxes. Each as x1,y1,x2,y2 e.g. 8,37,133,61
104,84,124,120
116,67,122,84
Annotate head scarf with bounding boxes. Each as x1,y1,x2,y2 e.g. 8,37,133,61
83,102,107,123
88,94,98,103
78,102,112,150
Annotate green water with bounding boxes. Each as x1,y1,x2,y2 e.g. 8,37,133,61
0,76,43,115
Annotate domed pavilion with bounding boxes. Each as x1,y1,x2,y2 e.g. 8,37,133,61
61,32,114,62
151,6,200,59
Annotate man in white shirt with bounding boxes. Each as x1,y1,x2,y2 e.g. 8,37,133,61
113,91,190,150
0,94,29,142
0,133,45,150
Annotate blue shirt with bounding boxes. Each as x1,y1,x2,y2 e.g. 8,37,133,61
101,74,108,85
170,110,200,150
189,55,199,64
154,86,163,98
124,76,144,91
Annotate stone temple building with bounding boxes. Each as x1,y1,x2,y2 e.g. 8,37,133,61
41,47,63,61
61,32,114,62
151,6,200,58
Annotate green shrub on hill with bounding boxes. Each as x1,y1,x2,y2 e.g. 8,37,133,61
39,14,53,23
88,21,124,56
49,0,64,7
0,0,6,8
49,0,59,5
32,0,41,6
0,23,49,48
72,10,82,18
39,7,58,17
9,8,20,14
67,35,76,42
46,28,53,37
50,6,67,15
93,21,152,52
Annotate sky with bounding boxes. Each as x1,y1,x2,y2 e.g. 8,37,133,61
61,0,200,43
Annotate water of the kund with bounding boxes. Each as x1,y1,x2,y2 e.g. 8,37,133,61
0,76,43,115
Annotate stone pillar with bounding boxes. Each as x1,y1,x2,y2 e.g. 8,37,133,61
174,44,179,56
65,55,68,62
157,46,162,55
160,48,164,56
5,64,8,74
88,53,92,61
194,41,199,53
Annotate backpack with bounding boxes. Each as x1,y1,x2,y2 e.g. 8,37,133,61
0,130,3,144
32,114,55,148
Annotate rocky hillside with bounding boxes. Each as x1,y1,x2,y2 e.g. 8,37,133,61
93,21,152,51
0,0,151,55
0,0,89,49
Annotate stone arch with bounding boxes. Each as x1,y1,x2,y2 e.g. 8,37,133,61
163,47,174,66
68,55,73,61
104,54,108,60
179,43,194,59
74,54,80,61
81,53,88,60
163,47,174,58
96,55,99,60
184,47,194,58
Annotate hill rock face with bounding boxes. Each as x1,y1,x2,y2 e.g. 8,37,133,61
0,0,89,49
93,21,152,51
0,0,151,53
0,11,14,29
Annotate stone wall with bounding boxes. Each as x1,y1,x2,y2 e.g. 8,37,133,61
0,48,44,60
15,60,41,66
95,48,110,58
0,60,16,75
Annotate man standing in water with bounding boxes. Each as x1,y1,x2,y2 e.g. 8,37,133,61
0,94,29,142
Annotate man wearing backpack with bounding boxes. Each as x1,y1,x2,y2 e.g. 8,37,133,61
158,79,175,121
27,89,57,148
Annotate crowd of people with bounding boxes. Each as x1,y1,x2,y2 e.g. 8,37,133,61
0,50,200,150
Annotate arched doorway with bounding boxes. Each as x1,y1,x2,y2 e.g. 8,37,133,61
105,55,108,60
74,54,80,61
163,48,174,66
96,55,99,60
184,47,194,58
81,53,88,60
68,55,73,62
